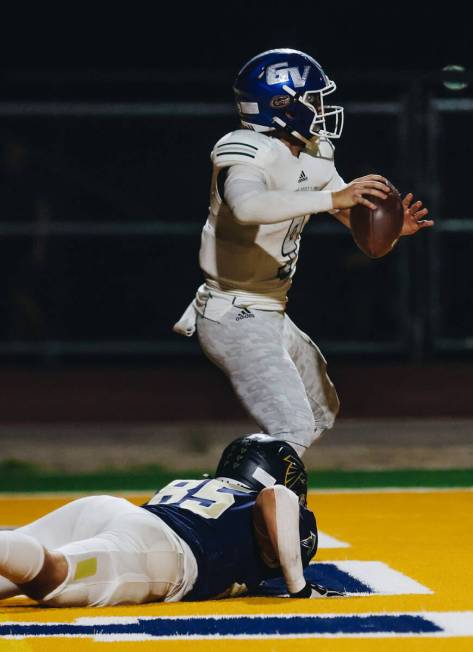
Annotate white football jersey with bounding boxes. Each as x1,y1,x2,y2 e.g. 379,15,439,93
199,129,345,307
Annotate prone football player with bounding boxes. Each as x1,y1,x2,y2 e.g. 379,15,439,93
0,435,341,606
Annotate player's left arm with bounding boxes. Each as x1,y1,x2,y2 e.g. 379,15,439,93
324,162,435,235
330,207,351,229
331,191,435,235
400,192,434,235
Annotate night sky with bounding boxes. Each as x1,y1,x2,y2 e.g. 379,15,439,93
0,0,470,361
4,2,470,73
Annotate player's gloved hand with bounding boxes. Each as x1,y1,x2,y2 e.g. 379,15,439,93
289,581,345,598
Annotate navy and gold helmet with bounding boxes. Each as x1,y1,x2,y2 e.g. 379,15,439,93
215,434,308,505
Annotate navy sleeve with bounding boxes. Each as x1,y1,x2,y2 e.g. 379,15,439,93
299,506,318,566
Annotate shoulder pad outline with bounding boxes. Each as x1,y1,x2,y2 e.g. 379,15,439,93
211,129,277,170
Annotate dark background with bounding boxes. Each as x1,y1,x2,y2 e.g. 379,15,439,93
0,2,471,421
2,3,470,72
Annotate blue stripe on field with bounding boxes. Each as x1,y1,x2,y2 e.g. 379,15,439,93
307,564,373,593
255,563,372,596
0,615,442,638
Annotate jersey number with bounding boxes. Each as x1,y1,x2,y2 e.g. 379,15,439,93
147,479,235,520
278,216,305,280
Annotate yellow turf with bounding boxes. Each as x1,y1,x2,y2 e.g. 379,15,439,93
0,488,472,651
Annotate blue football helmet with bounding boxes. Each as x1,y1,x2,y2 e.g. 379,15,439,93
233,48,344,144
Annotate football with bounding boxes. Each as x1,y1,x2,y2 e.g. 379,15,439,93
349,179,404,259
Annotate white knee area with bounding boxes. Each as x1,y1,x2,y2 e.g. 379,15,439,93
285,425,329,454
0,531,45,584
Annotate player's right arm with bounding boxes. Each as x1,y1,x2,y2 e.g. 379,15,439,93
332,175,391,211
224,166,333,225
328,176,390,229
254,485,306,594
213,130,333,224
213,131,390,225
254,485,344,598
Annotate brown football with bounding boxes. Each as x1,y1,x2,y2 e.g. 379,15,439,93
349,179,404,259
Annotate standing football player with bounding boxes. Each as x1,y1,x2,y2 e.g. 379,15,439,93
0,435,339,606
174,49,433,457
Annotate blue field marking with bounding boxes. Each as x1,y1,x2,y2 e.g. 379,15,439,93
255,563,372,597
0,615,443,639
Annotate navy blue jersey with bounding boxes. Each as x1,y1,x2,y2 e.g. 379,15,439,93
141,478,317,601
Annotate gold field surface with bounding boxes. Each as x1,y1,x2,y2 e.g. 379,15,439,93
0,488,472,651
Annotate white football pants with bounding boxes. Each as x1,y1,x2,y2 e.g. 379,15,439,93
197,304,340,453
0,495,197,607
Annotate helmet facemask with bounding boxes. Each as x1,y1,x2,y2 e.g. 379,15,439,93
272,81,344,144
300,79,344,139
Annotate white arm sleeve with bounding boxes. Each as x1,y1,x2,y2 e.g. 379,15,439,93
321,168,346,192
321,167,347,216
224,165,333,225
272,485,306,594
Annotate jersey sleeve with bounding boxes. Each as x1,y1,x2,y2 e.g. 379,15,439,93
321,168,346,192
223,164,268,209
316,138,346,192
223,163,333,224
211,130,277,171
299,506,318,567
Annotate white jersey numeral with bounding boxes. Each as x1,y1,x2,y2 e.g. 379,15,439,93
147,479,236,520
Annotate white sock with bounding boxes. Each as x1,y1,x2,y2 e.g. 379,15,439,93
0,532,45,584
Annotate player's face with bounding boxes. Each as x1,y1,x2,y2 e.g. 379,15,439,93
303,92,323,115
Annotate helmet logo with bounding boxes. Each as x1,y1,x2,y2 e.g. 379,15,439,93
270,95,291,109
282,453,307,490
266,62,310,88
301,530,317,551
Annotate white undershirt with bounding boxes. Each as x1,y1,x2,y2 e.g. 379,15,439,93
272,485,306,594
224,165,333,225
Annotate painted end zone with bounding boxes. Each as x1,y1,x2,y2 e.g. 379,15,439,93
256,561,431,597
0,487,471,651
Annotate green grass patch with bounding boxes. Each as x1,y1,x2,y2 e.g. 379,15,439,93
0,461,471,492
309,468,473,489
